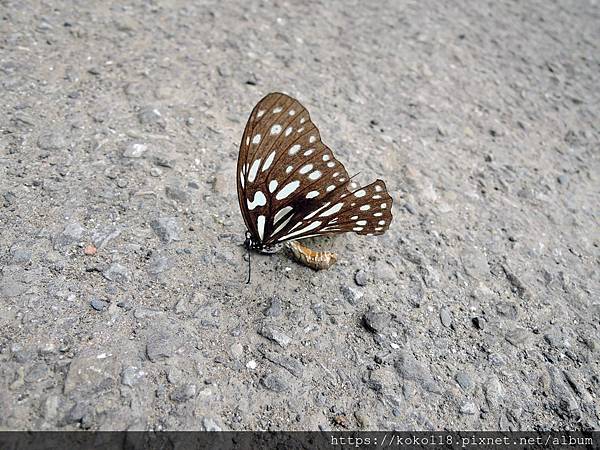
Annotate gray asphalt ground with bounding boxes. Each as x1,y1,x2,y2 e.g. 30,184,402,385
0,0,599,431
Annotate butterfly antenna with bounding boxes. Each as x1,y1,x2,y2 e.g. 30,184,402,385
245,239,252,284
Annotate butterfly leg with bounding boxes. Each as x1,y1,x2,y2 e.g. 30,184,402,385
286,241,338,270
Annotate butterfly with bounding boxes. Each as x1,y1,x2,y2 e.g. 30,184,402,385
237,92,393,281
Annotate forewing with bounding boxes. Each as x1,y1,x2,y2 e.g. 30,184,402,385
237,92,350,242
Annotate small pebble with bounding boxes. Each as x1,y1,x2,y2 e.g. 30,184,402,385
103,263,130,283
121,366,145,387
37,132,67,150
83,245,97,256
340,285,363,305
263,297,282,317
261,374,288,392
230,343,243,359
170,384,196,402
259,326,291,348
455,371,473,390
123,142,147,158
354,269,368,286
404,203,416,214
150,217,181,243
246,360,257,369
354,411,369,428
472,316,486,330
440,307,452,328
165,185,188,203
460,401,478,415
138,106,163,125
90,298,108,311
362,307,390,333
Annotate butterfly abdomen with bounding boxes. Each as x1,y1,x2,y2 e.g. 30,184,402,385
286,241,338,270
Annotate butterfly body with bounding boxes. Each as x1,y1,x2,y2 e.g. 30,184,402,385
237,92,393,272
244,231,282,254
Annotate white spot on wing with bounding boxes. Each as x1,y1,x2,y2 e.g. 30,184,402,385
309,135,316,143
319,202,344,217
308,170,322,180
262,151,276,172
350,216,359,220
323,154,330,161
289,109,296,116
373,194,382,199
353,227,364,231
378,220,386,225
326,185,335,192
240,171,245,188
248,159,261,183
278,221,322,241
271,124,282,135
273,106,283,113
252,134,261,144
269,180,278,193
303,148,315,156
245,136,250,146
247,191,266,210
299,164,313,174
304,202,330,220
285,127,293,136
374,212,383,217
360,205,370,211
356,220,367,226
306,191,319,199
381,203,387,209
286,166,293,174
274,206,293,224
354,189,366,198
257,110,265,118
257,215,266,240
276,181,300,200
272,213,293,236
375,185,383,192
289,144,301,155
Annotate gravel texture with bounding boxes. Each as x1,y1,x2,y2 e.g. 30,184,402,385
1,0,599,431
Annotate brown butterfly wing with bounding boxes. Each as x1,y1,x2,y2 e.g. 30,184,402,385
237,92,393,246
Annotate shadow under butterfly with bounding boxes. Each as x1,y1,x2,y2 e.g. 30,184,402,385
237,92,393,283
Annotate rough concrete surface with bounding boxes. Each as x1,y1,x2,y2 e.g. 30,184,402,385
1,0,599,431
